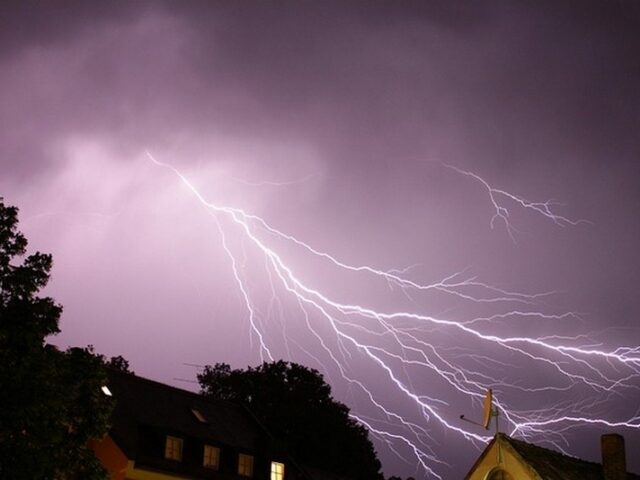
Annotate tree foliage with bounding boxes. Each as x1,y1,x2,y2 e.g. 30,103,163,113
106,354,132,373
0,198,114,480
198,360,383,480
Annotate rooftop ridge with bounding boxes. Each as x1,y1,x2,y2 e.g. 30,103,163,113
503,433,602,466
498,432,640,479
107,368,237,407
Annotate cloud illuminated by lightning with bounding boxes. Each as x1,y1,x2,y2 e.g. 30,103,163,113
146,151,639,479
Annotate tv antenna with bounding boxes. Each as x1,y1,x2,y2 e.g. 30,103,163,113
460,388,500,434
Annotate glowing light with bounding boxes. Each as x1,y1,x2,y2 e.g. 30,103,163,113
146,151,639,478
441,163,591,241
101,385,112,396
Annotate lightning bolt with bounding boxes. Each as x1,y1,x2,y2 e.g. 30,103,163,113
442,163,591,241
146,151,639,479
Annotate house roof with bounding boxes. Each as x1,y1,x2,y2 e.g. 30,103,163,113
300,465,353,480
106,369,263,458
469,433,640,480
104,370,357,480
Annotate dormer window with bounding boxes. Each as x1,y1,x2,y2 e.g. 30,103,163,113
487,469,513,480
238,453,254,477
191,408,207,423
271,461,285,480
165,436,183,461
203,445,220,469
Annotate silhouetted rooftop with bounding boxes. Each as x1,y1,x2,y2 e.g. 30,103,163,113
106,369,262,459
502,433,640,480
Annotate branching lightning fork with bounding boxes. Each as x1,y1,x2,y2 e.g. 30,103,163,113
146,151,640,479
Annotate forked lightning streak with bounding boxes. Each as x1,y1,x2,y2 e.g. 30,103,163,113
146,151,640,479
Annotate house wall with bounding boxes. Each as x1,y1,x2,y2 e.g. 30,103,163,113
91,435,194,480
90,436,129,480
466,439,539,480
92,433,281,480
125,461,195,480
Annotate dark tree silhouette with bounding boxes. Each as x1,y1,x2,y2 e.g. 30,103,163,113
0,198,114,480
198,360,383,480
107,354,133,373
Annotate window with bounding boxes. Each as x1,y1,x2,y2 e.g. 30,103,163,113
164,436,183,461
238,453,254,477
191,408,208,423
271,461,285,480
487,469,513,480
203,445,220,469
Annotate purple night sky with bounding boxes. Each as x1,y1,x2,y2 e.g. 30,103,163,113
2,1,639,478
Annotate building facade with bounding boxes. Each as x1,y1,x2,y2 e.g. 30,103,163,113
92,370,294,480
465,432,639,480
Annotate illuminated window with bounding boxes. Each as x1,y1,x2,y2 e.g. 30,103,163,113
238,453,254,477
487,469,513,480
164,436,183,461
271,461,285,480
203,445,220,469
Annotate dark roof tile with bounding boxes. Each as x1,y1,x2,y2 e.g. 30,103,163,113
107,370,261,458
502,433,640,480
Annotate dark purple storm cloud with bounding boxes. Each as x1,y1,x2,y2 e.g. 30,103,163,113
1,1,639,478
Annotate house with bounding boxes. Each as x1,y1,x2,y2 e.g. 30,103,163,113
465,432,640,480
91,370,295,480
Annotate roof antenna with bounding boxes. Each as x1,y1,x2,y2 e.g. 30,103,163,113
173,377,198,384
460,388,499,434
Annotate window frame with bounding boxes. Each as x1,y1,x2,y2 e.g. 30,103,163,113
270,461,285,480
203,444,221,470
485,468,513,480
238,453,255,477
164,435,184,461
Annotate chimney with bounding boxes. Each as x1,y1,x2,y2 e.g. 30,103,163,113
601,434,626,480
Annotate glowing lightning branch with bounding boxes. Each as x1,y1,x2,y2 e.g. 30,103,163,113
146,151,639,478
212,215,274,362
442,163,591,241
